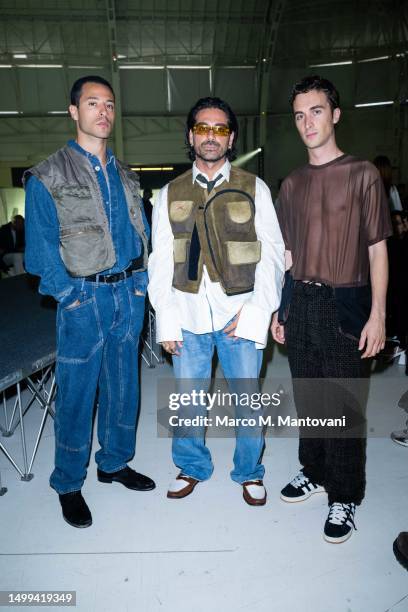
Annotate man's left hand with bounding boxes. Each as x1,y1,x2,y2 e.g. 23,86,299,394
223,309,242,339
358,313,386,358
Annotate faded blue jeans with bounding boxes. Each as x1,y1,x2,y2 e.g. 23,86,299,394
172,322,265,484
50,274,145,494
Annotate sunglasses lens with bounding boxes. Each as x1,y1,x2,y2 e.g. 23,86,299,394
213,126,230,136
193,124,230,136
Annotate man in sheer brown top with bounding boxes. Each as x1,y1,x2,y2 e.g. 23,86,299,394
271,75,392,544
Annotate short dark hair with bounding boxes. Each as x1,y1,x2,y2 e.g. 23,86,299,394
185,97,239,161
70,75,115,106
290,75,340,112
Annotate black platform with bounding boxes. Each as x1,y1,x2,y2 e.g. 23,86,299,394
0,274,56,393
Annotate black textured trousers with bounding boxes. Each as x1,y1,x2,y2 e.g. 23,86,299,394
285,282,369,505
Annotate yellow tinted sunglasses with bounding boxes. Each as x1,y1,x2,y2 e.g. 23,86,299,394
192,123,231,137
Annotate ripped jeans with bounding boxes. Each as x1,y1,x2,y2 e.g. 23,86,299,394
50,274,145,494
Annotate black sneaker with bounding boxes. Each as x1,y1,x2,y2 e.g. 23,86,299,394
280,471,325,502
324,502,356,543
59,491,92,528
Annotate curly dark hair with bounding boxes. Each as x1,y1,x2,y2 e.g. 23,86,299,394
185,97,239,161
290,75,340,112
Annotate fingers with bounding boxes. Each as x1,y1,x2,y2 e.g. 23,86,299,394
161,341,182,356
360,333,385,358
271,323,285,344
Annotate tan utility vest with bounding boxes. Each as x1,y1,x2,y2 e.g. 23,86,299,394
167,166,260,295
23,145,148,277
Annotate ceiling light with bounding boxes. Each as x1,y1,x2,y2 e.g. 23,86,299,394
354,101,394,107
0,65,13,68
357,55,390,63
309,61,353,67
119,65,165,70
130,166,174,171
0,111,20,115
68,65,104,69
167,65,210,69
13,53,27,59
48,111,69,115
20,64,63,68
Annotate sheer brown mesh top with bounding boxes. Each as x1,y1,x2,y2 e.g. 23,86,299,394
277,155,392,287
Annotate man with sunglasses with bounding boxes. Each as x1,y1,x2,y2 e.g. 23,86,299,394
148,97,284,504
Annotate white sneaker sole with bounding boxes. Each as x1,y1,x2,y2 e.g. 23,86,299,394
324,529,353,544
391,436,408,447
280,487,325,503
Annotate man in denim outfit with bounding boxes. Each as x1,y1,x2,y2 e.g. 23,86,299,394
148,97,284,505
24,76,155,528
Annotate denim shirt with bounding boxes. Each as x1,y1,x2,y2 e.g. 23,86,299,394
25,140,149,305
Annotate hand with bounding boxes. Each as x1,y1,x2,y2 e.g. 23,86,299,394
161,340,183,355
270,312,285,344
358,313,385,358
223,309,242,340
66,299,81,309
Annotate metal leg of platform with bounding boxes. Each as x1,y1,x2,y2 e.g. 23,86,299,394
141,307,163,368
0,366,56,482
0,470,7,496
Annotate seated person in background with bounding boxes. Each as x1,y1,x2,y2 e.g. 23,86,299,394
0,214,25,276
373,155,403,212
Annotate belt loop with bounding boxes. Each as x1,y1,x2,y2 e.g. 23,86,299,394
95,273,100,288
80,277,85,292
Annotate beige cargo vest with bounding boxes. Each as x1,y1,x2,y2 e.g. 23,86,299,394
23,145,148,277
167,166,260,295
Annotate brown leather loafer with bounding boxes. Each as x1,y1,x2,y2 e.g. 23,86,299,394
242,480,267,506
167,474,200,499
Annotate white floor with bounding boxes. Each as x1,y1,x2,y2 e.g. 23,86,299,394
0,346,407,612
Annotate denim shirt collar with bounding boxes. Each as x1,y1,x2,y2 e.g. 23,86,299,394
67,139,116,167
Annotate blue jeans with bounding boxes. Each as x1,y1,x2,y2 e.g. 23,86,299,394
50,275,145,494
171,322,265,484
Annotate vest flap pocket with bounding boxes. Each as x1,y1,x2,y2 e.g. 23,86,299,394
173,237,189,263
53,184,92,200
226,200,252,224
169,200,194,223
60,224,103,239
226,240,261,265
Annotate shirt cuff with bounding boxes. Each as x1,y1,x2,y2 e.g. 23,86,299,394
154,308,184,343
234,302,271,348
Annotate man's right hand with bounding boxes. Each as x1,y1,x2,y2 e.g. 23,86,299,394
66,299,81,309
161,340,183,355
270,312,285,344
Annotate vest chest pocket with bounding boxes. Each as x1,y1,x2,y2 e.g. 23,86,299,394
224,200,253,233
52,184,96,225
169,200,196,233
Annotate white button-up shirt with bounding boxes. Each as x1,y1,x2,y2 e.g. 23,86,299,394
148,160,285,348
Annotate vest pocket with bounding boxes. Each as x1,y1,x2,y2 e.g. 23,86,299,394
224,200,253,233
169,200,194,223
226,240,261,265
173,237,189,263
59,224,109,276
